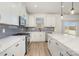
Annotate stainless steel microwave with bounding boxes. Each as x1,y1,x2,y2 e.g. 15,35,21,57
19,16,26,27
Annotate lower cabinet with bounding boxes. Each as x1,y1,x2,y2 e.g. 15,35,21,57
0,45,15,56
48,35,79,56
30,32,45,42
48,36,53,55
0,38,25,56
14,39,25,56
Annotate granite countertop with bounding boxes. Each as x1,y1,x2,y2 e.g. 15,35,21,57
0,35,25,53
48,33,79,54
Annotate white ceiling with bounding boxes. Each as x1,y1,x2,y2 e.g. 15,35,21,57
23,2,79,14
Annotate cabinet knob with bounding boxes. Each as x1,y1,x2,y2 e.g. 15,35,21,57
16,44,19,47
12,54,14,56
56,42,59,46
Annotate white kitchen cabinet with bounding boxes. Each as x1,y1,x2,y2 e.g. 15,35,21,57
0,45,16,56
47,34,79,56
30,32,45,42
0,3,27,26
51,38,60,56
0,49,12,56
48,36,53,55
45,15,56,27
14,38,25,56
0,3,19,25
0,38,25,56
1,13,19,25
28,15,36,27
28,14,56,27
48,35,60,56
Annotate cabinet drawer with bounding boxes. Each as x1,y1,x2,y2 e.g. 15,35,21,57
0,50,10,56
65,48,79,56
52,38,79,56
0,47,14,56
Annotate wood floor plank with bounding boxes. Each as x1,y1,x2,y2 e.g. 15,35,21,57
26,42,50,56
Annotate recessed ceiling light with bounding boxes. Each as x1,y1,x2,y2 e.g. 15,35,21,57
34,5,38,8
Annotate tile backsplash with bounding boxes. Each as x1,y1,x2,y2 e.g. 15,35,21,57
27,27,54,32
0,24,25,39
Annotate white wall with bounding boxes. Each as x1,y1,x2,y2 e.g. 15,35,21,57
0,2,28,25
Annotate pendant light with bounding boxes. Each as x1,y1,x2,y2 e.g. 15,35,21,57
61,2,63,19
71,2,75,14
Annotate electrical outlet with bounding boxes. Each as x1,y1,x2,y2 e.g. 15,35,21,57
2,28,5,33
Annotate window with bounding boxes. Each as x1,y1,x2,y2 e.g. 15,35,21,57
63,21,79,35
36,17,44,28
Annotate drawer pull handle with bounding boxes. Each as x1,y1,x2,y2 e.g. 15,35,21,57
4,53,7,56
16,44,19,47
60,52,63,56
22,39,24,41
12,54,14,56
66,52,72,56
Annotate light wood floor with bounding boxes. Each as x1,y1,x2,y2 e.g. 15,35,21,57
26,42,50,56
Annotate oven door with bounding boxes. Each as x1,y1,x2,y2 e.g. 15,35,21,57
25,36,30,54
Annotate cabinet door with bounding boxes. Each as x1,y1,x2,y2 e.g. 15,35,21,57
30,32,45,42
0,46,15,56
14,39,25,56
48,36,53,55
0,4,19,25
0,50,11,56
39,32,45,41
30,32,38,42
28,15,36,27
19,39,25,56
46,15,55,27
52,38,60,56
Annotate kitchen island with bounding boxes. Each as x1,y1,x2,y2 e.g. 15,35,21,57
47,33,79,56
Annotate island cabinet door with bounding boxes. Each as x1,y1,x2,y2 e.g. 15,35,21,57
52,39,60,56
48,36,53,55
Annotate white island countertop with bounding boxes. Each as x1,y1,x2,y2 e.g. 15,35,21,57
48,33,79,55
0,35,25,53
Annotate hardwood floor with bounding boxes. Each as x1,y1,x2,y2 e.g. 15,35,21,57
26,42,50,56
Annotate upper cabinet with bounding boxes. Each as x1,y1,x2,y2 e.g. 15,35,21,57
0,3,28,26
28,14,56,27
46,14,56,27
28,15,36,27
